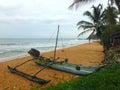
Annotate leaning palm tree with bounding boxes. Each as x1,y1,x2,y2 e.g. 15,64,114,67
77,4,105,41
69,0,120,12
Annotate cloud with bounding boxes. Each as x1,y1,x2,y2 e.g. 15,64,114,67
0,0,76,22
0,0,108,38
0,14,70,24
0,5,21,15
0,10,78,25
0,0,22,16
0,0,86,25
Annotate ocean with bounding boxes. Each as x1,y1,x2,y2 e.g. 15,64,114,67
0,38,89,62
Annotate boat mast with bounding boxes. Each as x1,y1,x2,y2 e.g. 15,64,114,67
53,25,60,60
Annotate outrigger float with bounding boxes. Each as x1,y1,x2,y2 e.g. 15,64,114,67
7,58,50,85
8,25,105,85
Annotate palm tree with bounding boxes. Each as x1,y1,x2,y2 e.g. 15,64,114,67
103,5,118,33
69,0,120,12
101,5,119,50
70,0,119,49
77,4,105,41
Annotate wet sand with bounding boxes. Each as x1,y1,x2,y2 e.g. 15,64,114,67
0,42,104,90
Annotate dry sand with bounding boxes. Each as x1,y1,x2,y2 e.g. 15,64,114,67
0,42,104,90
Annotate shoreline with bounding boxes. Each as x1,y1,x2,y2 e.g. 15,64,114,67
0,42,104,90
0,54,28,62
0,39,91,62
0,41,89,62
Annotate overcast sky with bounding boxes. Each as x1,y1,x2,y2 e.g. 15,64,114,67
0,0,108,38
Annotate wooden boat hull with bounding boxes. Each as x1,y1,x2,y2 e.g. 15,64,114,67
34,57,105,76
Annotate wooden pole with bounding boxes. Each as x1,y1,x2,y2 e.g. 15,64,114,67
53,25,60,60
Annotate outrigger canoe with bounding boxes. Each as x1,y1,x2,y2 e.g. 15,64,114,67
8,25,105,85
28,48,105,76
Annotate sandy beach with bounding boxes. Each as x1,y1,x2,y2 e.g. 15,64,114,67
0,42,104,90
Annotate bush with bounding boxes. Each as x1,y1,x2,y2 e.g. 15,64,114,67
45,63,120,90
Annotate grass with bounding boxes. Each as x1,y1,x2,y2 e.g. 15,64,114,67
44,63,120,90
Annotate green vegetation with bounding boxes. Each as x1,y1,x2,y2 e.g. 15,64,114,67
69,0,120,12
76,3,119,50
77,4,105,40
45,63,120,90
113,24,120,32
